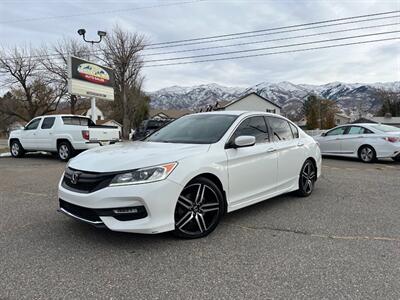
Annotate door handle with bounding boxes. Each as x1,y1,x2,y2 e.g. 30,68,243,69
297,142,304,147
266,147,276,153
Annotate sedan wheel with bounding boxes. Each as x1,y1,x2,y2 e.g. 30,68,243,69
297,159,316,197
359,145,376,163
174,177,224,239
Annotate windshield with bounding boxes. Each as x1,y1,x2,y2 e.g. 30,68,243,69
369,124,400,132
146,114,238,144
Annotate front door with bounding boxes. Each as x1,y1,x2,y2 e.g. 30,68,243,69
19,118,42,150
340,126,373,155
319,126,347,154
35,117,56,150
226,116,278,205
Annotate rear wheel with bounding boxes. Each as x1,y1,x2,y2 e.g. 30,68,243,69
392,156,400,162
57,141,73,162
297,159,316,197
173,177,224,239
10,140,25,158
358,145,376,163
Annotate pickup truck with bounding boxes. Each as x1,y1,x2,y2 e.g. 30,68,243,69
9,114,121,161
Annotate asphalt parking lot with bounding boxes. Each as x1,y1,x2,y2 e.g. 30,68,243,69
1,154,399,299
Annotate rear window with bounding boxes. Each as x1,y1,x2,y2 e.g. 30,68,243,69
368,124,400,132
62,117,94,126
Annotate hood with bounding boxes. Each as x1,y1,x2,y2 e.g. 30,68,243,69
69,141,210,172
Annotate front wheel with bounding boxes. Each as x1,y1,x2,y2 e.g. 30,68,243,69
57,141,74,162
297,159,316,197
10,140,25,158
173,177,224,239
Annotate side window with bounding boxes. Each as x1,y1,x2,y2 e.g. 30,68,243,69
267,117,293,141
289,123,299,139
362,127,373,134
25,118,41,130
326,127,346,136
232,116,269,143
41,117,55,129
347,126,364,135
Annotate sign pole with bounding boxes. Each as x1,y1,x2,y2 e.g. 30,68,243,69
91,97,96,123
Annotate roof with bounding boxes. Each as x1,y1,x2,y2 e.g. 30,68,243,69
96,119,122,126
46,108,89,115
149,109,193,119
222,92,282,109
352,116,400,125
335,113,351,119
194,110,285,118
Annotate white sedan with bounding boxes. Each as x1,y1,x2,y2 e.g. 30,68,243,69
58,111,321,239
314,123,400,163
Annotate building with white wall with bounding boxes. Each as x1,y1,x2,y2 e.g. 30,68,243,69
218,92,281,115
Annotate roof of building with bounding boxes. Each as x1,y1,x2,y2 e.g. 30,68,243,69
335,113,351,119
222,92,282,109
149,109,193,119
96,119,122,127
352,116,400,125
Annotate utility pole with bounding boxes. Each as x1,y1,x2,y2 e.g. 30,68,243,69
77,29,107,123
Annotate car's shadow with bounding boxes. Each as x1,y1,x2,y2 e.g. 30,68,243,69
322,155,400,165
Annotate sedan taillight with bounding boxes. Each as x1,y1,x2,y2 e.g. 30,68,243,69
82,130,90,140
383,137,400,143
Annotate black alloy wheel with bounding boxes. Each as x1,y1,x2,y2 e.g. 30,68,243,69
297,159,316,197
174,177,224,239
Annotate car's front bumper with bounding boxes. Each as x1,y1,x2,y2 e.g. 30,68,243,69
58,178,183,234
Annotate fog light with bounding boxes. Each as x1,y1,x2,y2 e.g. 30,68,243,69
113,208,138,214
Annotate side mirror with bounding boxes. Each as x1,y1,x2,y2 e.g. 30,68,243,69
321,132,327,137
233,135,256,148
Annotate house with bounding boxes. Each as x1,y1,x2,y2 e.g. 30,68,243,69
149,109,193,120
334,113,351,126
96,119,122,133
83,105,104,121
217,92,281,115
352,114,400,127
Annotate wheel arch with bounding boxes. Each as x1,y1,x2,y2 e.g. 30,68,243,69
305,156,318,181
9,138,19,147
185,172,228,214
56,138,73,149
357,144,376,156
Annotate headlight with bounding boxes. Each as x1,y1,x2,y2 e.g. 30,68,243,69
109,162,178,186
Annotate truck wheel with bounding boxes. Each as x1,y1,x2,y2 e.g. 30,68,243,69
10,140,25,158
57,141,73,162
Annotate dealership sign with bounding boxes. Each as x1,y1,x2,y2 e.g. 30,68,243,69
68,56,115,101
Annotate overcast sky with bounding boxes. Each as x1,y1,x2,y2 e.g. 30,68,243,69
0,0,399,91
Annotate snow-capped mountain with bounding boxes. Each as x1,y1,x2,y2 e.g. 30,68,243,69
148,81,400,117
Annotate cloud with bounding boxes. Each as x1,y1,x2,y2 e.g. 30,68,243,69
1,0,398,91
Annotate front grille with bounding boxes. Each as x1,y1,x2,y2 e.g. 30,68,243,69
62,167,116,193
59,199,101,222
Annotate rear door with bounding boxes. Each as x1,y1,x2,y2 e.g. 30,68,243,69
226,116,278,205
318,126,347,154
19,118,42,150
35,116,56,150
341,126,373,155
266,116,304,190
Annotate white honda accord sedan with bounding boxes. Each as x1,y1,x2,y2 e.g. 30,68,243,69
58,111,321,238
314,123,400,163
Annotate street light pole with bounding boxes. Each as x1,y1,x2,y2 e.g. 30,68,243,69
77,29,107,123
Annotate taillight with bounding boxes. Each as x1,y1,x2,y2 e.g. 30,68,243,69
82,130,90,140
383,137,400,143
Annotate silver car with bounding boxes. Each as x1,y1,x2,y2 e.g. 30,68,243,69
314,123,400,163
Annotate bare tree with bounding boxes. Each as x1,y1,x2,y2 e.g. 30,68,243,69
40,38,90,114
98,25,147,138
376,89,400,117
0,46,63,121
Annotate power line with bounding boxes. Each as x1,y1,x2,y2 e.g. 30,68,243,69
142,37,399,67
142,22,399,56
1,13,398,61
145,15,400,50
0,0,209,24
142,30,400,63
147,10,400,46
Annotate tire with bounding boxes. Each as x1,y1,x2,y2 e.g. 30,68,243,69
297,159,316,197
392,156,400,162
57,141,74,162
10,140,25,158
173,177,224,239
358,145,376,163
